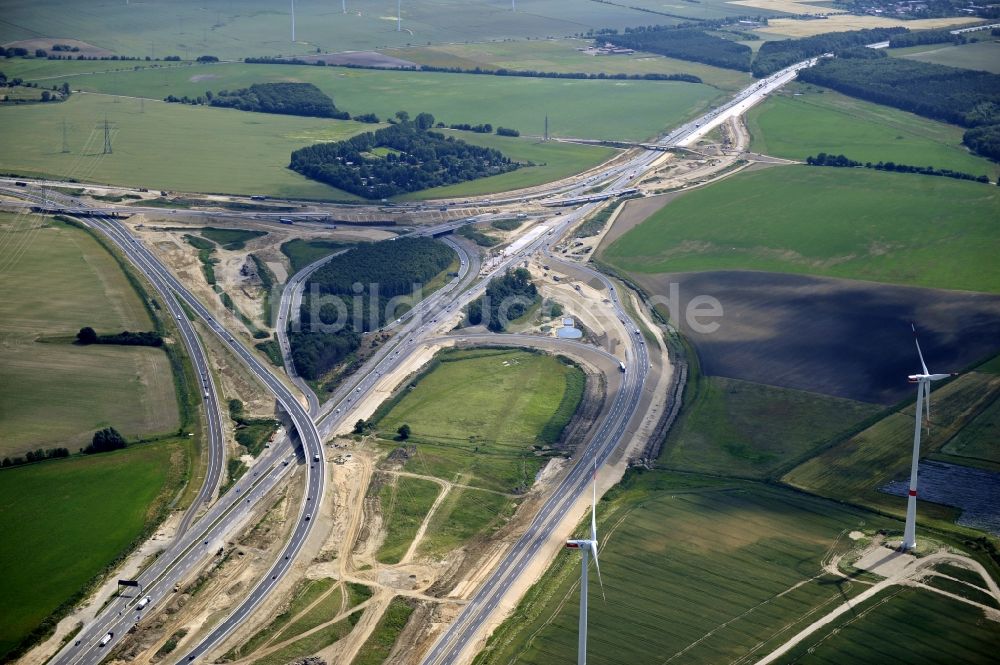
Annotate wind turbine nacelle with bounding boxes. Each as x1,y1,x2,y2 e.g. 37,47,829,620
907,375,923,383
565,540,582,549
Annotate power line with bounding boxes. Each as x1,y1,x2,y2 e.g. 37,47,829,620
101,114,114,154
61,119,70,153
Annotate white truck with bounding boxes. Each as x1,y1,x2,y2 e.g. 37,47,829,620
98,632,113,647
137,595,151,610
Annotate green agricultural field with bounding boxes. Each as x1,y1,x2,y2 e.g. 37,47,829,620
419,488,519,558
383,38,754,91
30,62,721,142
376,474,441,564
0,1,671,60
893,39,1000,75
783,370,1000,529
747,83,999,179
776,586,1000,664
0,93,367,199
0,440,187,660
198,226,266,250
375,349,585,493
399,131,617,200
609,0,792,20
601,166,1000,293
942,393,1000,465
660,375,883,478
0,214,178,457
476,471,895,665
280,239,353,274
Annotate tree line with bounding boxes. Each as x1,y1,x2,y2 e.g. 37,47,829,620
290,237,454,380
467,268,538,332
77,327,163,347
605,26,752,72
806,152,991,183
166,82,349,119
888,29,967,49
83,427,127,454
752,27,906,76
289,113,519,199
2,447,70,469
243,55,702,84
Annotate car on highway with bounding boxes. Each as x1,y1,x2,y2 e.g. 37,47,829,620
99,632,113,647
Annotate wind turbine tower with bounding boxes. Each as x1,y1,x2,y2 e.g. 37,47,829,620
565,466,604,665
291,0,296,41
397,0,402,32
512,0,517,11
342,0,347,13
902,324,956,551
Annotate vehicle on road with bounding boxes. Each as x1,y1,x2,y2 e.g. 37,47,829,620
98,632,113,647
137,595,151,610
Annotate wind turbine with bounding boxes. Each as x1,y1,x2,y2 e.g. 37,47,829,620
565,465,605,665
290,0,296,42
902,323,956,551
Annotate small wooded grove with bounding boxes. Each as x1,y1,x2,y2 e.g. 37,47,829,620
605,27,752,72
289,237,454,380
166,82,349,119
76,327,163,347
289,114,519,199
806,152,991,183
467,268,538,332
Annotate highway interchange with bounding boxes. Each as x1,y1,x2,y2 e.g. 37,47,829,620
8,53,816,665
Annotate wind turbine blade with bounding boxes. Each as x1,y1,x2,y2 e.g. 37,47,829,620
590,541,606,601
591,461,598,543
912,323,929,375
924,381,931,429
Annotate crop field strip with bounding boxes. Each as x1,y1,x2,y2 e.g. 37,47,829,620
602,166,1000,293
0,213,179,456
0,440,187,658
376,474,441,564
784,368,1000,530
0,0,677,60
775,586,1000,663
892,39,1000,75
25,62,722,143
483,478,895,665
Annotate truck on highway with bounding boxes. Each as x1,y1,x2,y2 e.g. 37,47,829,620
279,217,294,225
137,595,151,610
99,632,113,647
619,362,626,373
313,453,320,462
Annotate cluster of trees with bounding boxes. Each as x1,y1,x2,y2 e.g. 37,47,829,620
76,327,163,347
289,114,519,199
467,268,538,332
605,26,752,72
806,152,990,183
290,237,454,380
1,447,70,468
963,125,1000,162
196,55,219,63
1,46,158,61
798,56,1000,142
166,82,349,119
496,127,520,137
448,122,493,133
0,73,70,102
83,427,127,454
752,27,906,76
888,29,965,48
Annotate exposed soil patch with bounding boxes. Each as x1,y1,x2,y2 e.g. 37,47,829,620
635,270,1000,404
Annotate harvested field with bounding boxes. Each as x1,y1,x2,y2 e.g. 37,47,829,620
755,15,980,39
634,270,1000,404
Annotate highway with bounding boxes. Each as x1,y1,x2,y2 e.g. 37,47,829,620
16,192,328,665
16,47,823,664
